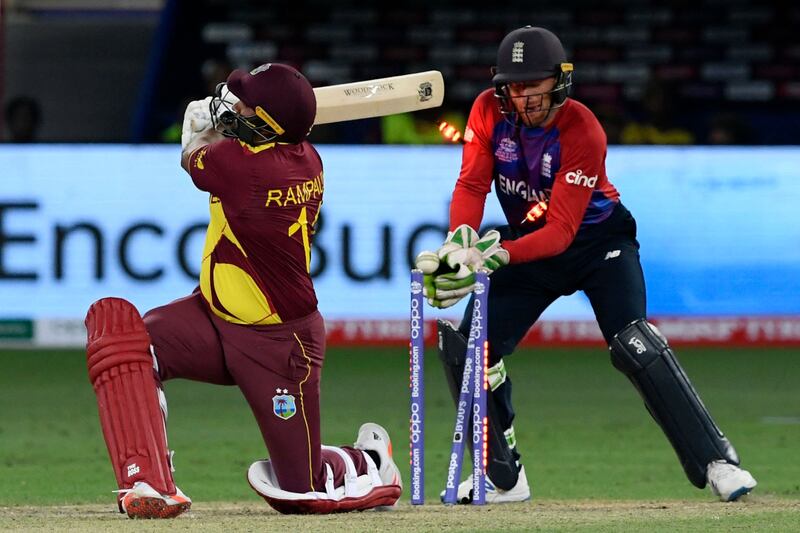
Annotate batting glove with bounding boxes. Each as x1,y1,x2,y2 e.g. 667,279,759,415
181,97,213,150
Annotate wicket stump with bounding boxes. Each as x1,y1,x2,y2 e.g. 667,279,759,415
410,269,490,506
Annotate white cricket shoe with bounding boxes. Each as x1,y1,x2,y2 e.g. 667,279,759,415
117,481,191,519
440,465,531,504
354,423,403,489
707,460,757,501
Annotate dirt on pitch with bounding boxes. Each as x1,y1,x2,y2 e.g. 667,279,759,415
2,497,798,532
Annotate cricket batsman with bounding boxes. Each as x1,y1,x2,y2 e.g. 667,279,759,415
85,63,401,518
415,26,757,503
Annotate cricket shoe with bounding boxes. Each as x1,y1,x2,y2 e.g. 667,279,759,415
117,481,191,519
707,460,757,502
354,423,403,492
440,465,531,504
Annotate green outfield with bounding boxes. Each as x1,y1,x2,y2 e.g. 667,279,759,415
1,346,798,531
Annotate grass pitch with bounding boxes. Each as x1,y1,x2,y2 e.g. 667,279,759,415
1,346,798,530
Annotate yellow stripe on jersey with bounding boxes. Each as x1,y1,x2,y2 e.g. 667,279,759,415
206,263,282,325
200,195,282,325
202,196,247,257
293,332,315,492
192,146,208,169
238,140,276,153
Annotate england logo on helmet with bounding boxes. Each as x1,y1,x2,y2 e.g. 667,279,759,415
491,26,574,124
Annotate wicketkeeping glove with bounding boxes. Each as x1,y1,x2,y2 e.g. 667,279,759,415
473,229,510,273
437,224,481,269
428,263,476,308
412,224,484,308
414,250,476,309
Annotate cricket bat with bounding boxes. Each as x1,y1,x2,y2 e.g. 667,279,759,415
312,71,444,125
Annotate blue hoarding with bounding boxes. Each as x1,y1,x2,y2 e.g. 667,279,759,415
1,145,798,320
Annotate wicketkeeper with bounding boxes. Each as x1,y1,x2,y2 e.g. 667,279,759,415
415,26,757,504
86,63,401,518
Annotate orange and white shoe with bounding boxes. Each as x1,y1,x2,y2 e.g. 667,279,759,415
354,423,402,490
117,481,191,519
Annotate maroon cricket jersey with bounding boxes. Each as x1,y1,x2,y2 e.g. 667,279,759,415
188,138,323,324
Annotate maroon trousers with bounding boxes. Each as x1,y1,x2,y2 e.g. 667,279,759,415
143,291,367,494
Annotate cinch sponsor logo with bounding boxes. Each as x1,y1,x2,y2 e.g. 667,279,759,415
565,169,598,188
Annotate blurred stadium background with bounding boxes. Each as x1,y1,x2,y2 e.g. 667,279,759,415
4,0,800,144
1,0,798,529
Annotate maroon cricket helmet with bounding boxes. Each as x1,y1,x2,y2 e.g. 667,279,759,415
226,63,316,144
